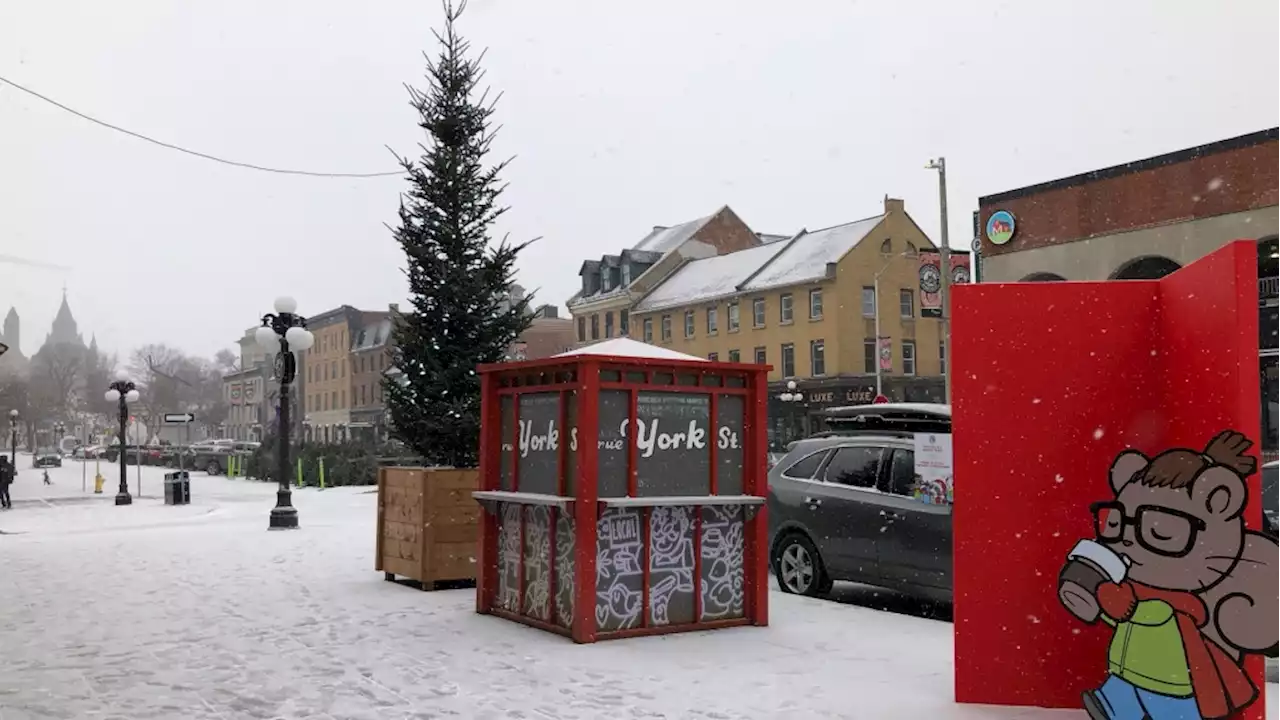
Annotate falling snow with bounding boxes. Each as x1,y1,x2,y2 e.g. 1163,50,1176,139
1093,428,1106,440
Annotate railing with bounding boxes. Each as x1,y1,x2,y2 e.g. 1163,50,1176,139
1261,276,1278,300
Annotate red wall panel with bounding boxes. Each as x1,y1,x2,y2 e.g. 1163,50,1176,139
952,240,1266,718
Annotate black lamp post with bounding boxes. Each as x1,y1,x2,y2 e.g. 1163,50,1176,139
105,370,140,506
8,408,17,470
779,380,806,447
254,296,315,531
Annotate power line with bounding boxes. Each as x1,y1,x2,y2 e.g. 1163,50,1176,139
0,74,403,179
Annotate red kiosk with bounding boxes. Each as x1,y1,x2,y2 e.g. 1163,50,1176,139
951,241,1274,720
473,338,771,643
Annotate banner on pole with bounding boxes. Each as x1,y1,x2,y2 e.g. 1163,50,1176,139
920,252,972,319
877,336,893,372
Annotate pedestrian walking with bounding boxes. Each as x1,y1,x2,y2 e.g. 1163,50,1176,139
42,468,52,486
0,456,13,509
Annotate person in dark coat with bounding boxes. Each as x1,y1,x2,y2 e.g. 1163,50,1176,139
0,456,13,509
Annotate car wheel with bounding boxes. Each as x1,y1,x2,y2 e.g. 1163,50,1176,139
206,460,221,475
772,533,832,597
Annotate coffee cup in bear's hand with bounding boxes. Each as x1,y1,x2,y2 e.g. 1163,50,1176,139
1059,560,1106,623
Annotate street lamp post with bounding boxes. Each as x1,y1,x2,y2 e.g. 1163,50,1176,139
8,409,18,469
53,421,65,453
926,157,952,403
255,296,315,531
778,380,805,446
104,369,140,506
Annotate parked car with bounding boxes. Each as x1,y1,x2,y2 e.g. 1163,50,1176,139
1263,460,1278,539
768,403,952,602
102,446,144,464
33,448,63,468
191,444,233,475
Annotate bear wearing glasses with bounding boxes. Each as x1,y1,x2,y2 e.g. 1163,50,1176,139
1057,430,1278,720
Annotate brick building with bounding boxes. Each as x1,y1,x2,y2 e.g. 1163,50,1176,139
302,306,389,444
349,312,394,441
511,305,575,360
977,127,1278,454
566,206,768,347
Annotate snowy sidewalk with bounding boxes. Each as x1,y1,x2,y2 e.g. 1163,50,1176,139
0,487,1273,720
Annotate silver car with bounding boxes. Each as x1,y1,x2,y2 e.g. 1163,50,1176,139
767,404,952,602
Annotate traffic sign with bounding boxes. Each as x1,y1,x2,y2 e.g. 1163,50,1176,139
163,413,196,424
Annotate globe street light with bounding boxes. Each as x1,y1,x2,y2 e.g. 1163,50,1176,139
8,408,18,469
105,369,140,506
257,296,315,530
778,380,805,447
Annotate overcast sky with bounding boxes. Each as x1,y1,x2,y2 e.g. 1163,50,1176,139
1,0,1276,361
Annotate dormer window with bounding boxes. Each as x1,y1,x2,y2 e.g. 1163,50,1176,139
622,263,632,286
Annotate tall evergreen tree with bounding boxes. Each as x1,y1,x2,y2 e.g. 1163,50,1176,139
386,0,533,468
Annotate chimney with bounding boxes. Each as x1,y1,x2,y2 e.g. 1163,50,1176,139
884,197,905,215
537,304,559,319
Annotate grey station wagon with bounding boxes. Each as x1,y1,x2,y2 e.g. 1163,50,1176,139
768,404,952,602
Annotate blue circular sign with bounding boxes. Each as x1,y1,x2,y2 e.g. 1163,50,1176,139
986,210,1016,245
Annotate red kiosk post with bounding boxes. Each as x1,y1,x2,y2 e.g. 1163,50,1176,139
951,240,1274,719
473,340,771,643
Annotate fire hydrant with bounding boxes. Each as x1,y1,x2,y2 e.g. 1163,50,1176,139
94,473,105,494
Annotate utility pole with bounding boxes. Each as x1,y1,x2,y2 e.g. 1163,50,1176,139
927,157,952,404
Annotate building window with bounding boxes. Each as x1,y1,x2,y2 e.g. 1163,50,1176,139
809,289,823,319
811,340,826,376
902,341,916,376
590,314,600,340
752,298,766,327
780,293,794,323
727,302,740,331
708,352,719,361
643,318,654,343
707,307,718,334
754,346,766,365
577,317,586,342
899,289,914,318
605,311,615,339
861,287,876,317
661,315,672,342
864,340,876,374
684,311,695,338
728,349,740,363
620,310,629,336
939,340,946,376
780,343,795,377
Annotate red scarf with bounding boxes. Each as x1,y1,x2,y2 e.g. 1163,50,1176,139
1129,582,1258,719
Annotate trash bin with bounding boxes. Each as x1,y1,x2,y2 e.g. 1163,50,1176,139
164,471,191,505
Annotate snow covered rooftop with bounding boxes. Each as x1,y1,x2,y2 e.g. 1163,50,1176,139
633,243,788,313
553,337,707,362
630,211,719,254
740,214,885,292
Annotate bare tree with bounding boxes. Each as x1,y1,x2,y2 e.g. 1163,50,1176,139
31,342,83,421
128,344,187,440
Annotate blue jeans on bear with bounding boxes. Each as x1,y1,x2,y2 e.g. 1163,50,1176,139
1095,674,1200,720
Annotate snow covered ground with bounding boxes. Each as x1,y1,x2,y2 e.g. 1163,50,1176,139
0,460,1274,719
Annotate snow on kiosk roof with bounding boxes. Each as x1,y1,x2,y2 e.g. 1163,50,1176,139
552,337,708,362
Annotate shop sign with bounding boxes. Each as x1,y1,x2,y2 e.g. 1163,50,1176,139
782,386,876,406
986,210,1016,245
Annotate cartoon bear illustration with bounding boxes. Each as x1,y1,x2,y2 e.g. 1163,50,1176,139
1057,430,1278,720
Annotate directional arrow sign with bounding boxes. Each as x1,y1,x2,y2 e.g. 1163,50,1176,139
163,413,196,424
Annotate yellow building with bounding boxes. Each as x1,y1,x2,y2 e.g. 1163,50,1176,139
629,197,949,447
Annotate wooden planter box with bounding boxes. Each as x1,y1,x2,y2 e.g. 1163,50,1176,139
376,466,480,590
